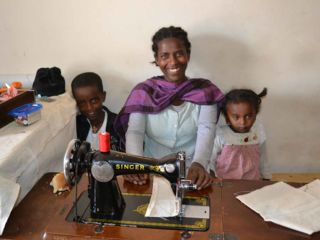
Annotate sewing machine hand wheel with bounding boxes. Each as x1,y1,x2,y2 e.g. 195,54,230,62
63,139,82,186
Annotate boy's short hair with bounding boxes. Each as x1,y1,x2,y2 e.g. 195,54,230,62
71,72,104,97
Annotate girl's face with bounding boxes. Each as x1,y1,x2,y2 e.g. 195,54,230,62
225,102,257,133
73,85,106,123
155,37,190,83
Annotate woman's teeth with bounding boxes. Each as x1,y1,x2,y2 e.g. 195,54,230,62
168,68,180,73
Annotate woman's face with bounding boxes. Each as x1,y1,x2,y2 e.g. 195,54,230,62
155,37,190,83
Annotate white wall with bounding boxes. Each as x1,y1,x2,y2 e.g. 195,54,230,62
1,0,320,174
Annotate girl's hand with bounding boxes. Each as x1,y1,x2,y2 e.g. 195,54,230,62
123,174,149,185
187,162,213,190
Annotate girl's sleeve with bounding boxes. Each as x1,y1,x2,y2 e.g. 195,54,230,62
258,122,271,179
259,142,271,179
192,104,217,170
210,132,223,174
125,112,145,156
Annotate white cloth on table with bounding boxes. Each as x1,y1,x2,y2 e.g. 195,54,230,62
0,175,20,235
145,175,180,217
0,93,76,203
236,180,320,235
299,179,320,198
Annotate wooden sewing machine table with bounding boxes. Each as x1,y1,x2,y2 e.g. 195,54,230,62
1,173,319,240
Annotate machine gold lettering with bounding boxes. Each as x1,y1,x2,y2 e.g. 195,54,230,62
150,165,164,172
115,164,144,171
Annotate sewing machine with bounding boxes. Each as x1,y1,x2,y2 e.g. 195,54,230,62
62,136,210,231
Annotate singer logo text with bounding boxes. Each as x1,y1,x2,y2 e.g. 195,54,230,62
115,164,145,170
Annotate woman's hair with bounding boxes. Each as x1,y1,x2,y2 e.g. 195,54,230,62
221,88,267,117
151,26,191,58
71,72,104,97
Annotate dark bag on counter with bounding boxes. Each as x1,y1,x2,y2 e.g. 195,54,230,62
32,67,65,97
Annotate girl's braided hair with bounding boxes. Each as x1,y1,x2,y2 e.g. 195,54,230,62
221,88,267,117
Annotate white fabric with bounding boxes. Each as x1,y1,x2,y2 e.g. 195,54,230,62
0,175,20,235
236,180,320,235
210,120,270,179
145,175,180,217
0,93,76,204
300,179,320,199
86,109,108,150
126,103,217,169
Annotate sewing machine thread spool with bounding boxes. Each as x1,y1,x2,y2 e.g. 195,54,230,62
99,132,110,153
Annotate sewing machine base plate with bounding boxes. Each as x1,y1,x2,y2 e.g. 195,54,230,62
66,191,210,231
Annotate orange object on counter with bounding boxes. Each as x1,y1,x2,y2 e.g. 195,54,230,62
0,81,23,93
11,81,23,88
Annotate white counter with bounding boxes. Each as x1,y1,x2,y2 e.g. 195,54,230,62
0,93,77,203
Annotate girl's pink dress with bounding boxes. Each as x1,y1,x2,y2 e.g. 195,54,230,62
211,121,268,180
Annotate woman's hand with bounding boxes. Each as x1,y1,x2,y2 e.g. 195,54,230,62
122,174,149,185
187,162,213,190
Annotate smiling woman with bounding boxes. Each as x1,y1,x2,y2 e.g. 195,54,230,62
115,26,224,189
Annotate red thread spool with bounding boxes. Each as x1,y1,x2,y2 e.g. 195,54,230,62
99,132,110,153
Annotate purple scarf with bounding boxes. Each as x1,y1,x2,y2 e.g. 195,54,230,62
114,76,224,144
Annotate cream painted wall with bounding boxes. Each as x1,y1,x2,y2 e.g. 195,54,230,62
1,0,320,174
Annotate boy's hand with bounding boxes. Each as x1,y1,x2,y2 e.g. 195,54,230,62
123,174,149,185
187,162,213,190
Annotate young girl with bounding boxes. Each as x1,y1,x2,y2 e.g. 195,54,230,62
211,88,270,180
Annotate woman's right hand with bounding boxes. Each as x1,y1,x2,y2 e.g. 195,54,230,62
187,162,213,190
122,174,149,185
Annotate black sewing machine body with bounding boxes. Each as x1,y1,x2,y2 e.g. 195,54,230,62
63,139,193,221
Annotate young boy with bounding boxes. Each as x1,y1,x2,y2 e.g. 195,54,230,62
71,72,123,151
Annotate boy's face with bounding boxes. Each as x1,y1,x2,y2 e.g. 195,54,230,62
225,102,257,133
73,86,106,122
